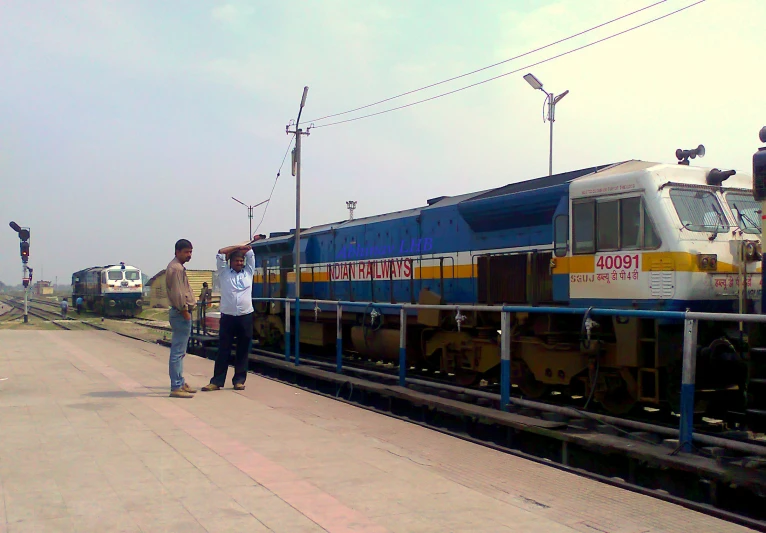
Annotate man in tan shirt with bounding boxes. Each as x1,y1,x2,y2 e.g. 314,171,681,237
166,238,197,398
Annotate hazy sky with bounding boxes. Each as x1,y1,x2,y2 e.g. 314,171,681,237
1,0,764,285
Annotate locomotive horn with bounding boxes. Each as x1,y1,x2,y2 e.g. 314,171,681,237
676,144,705,165
706,168,736,186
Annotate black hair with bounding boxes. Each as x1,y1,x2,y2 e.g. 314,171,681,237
175,239,193,252
230,250,245,261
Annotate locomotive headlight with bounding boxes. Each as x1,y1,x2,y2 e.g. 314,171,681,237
697,254,718,271
108,300,116,307
743,241,762,262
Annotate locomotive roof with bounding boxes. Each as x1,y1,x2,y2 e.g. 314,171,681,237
72,264,140,275
251,161,627,245
468,162,621,202
250,159,750,246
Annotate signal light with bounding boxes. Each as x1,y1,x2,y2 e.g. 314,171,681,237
20,242,30,262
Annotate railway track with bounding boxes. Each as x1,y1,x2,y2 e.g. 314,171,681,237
1,296,107,332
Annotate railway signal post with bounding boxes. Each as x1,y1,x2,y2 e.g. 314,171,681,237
8,221,31,323
286,86,309,364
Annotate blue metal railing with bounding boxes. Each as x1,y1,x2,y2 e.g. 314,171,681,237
253,296,766,453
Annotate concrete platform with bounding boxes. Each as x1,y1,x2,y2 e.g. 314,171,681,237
0,330,756,533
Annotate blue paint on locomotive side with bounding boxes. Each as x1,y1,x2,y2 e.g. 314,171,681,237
251,192,567,303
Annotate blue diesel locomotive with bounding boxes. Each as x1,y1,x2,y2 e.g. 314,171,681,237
249,160,761,417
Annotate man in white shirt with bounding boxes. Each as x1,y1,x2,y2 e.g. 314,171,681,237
201,243,255,391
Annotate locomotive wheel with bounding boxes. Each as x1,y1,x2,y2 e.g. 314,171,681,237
599,372,637,415
517,361,549,399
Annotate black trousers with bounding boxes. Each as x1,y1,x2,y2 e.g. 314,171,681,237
212,312,253,387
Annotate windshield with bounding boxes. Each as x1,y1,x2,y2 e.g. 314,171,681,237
108,271,123,281
669,188,730,233
125,270,140,281
725,192,761,234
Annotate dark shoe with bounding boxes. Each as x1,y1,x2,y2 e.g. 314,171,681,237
233,383,245,391
201,383,220,391
169,389,194,398
182,383,197,393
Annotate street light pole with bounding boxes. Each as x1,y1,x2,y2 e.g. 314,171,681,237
523,73,569,177
231,197,269,240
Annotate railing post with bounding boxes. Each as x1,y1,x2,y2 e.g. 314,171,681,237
399,307,407,387
336,304,343,373
284,300,291,362
500,310,511,412
295,298,301,366
679,318,698,452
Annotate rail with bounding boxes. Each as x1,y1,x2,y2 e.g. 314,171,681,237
253,296,766,454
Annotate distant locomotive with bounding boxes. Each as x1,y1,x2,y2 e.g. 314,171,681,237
249,159,761,419
71,263,144,317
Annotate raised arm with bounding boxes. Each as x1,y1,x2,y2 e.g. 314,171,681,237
244,247,255,274
218,244,252,258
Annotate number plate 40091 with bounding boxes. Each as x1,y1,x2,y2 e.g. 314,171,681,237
596,254,639,271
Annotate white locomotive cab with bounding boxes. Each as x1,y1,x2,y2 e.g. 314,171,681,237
565,161,760,309
101,264,143,295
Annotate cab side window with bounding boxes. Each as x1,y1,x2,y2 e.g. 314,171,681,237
572,196,661,254
597,201,619,250
621,197,641,249
572,202,595,254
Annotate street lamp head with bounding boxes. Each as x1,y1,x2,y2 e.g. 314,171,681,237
553,90,570,104
523,73,544,91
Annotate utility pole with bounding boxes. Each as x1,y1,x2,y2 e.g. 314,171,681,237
286,86,310,364
231,197,269,240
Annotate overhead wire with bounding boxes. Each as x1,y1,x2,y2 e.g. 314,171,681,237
311,0,707,129
306,0,669,124
253,133,295,236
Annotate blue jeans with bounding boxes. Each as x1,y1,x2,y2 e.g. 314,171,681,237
169,307,192,390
